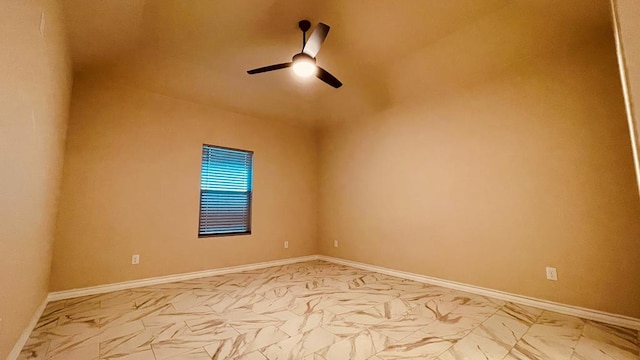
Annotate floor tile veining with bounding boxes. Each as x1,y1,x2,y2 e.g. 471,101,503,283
19,261,639,359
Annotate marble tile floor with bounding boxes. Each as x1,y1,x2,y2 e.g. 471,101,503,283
18,260,639,360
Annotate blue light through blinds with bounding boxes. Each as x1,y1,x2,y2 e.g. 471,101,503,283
199,145,253,236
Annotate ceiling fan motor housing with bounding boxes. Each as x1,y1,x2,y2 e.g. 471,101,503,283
292,52,315,64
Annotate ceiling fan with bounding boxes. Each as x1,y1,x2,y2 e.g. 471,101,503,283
247,20,342,88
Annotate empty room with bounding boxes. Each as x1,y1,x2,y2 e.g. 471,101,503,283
2,0,640,359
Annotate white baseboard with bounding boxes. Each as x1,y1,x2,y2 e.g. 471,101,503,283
48,255,319,302
317,255,640,330
7,296,48,360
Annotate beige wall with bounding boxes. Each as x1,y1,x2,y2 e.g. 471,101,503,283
319,36,640,318
0,0,71,358
612,0,640,196
49,75,318,291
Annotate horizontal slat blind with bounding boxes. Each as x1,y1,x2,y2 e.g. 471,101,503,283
199,145,253,236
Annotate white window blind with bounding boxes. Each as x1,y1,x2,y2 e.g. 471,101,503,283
199,145,253,236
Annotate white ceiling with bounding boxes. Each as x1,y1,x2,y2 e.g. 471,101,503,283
61,0,614,126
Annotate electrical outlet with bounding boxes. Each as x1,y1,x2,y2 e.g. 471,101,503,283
284,241,289,249
546,266,558,281
333,240,339,248
132,254,140,265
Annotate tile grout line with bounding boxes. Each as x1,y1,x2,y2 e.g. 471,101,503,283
502,307,546,358
566,322,587,360
463,303,510,346
440,300,504,358
569,318,592,360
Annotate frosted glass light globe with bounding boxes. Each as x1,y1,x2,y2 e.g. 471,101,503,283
292,54,317,78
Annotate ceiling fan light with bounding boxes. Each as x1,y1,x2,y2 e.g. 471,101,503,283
292,57,317,78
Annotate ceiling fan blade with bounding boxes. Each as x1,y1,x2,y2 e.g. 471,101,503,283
303,23,330,58
247,62,292,74
316,66,342,88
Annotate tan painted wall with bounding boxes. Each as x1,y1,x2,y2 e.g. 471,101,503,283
612,0,640,196
49,75,318,291
319,36,640,318
0,0,71,357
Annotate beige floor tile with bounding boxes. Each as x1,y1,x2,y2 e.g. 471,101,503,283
472,311,530,347
204,325,289,359
238,351,269,360
437,332,510,359
105,348,156,360
17,337,50,360
317,329,390,360
374,331,456,359
14,261,637,360
100,330,155,359
571,320,640,360
262,327,339,359
153,346,211,360
46,342,99,360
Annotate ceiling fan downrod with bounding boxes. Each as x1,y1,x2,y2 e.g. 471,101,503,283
299,20,311,50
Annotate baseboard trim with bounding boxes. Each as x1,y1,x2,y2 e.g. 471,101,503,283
7,296,48,360
47,255,319,302
317,255,640,330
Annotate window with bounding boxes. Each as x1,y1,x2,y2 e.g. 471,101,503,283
199,145,253,237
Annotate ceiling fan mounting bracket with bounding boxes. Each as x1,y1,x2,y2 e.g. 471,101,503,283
298,20,311,32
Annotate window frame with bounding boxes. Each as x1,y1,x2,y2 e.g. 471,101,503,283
198,144,254,238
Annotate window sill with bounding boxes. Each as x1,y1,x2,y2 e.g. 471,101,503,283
198,231,252,238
